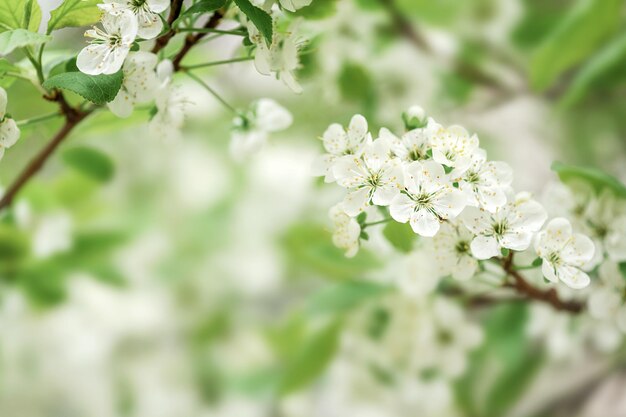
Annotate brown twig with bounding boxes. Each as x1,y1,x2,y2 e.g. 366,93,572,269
0,0,226,211
502,252,583,314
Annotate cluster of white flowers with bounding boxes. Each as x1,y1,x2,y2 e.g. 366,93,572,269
316,106,598,290
0,87,19,161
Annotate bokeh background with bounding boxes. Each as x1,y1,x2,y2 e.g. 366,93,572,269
1,0,626,416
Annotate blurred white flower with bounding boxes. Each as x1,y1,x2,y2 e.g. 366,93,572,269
430,124,479,171
230,98,292,160
433,221,477,280
534,217,595,289
389,160,466,237
333,140,404,216
101,0,169,39
149,60,188,141
453,148,513,212
248,21,302,93
0,86,20,161
278,0,312,12
77,10,138,75
584,190,626,262
462,192,547,259
312,114,372,182
108,51,159,117
329,203,361,257
588,262,626,332
32,213,72,259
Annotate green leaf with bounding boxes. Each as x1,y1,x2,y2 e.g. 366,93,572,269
287,0,338,20
278,319,342,395
308,281,390,315
0,0,42,32
552,161,626,198
175,0,226,26
0,29,50,55
560,31,626,106
234,0,273,44
619,262,626,281
530,0,622,91
382,221,417,253
42,70,123,105
47,0,101,32
62,146,115,182
0,57,20,87
281,223,382,281
0,223,29,262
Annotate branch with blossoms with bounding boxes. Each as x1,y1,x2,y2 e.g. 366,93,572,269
0,0,306,209
316,107,609,315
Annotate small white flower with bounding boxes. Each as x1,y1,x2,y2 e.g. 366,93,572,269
0,87,19,161
588,262,625,325
534,217,595,289
333,139,403,217
101,0,169,39
149,60,188,141
312,114,371,182
453,149,513,212
402,105,427,130
77,9,138,75
108,51,159,117
462,192,547,259
378,118,439,163
329,204,361,257
389,160,466,237
32,213,72,259
433,221,477,280
430,125,479,171
230,98,292,160
248,21,301,93
584,190,626,262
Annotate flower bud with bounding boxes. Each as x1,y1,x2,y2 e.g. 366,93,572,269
402,105,427,130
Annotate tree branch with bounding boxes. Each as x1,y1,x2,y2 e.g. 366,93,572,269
172,9,225,71
502,252,583,314
152,0,185,54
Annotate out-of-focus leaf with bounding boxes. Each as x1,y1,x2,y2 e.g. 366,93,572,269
282,223,382,280
561,32,626,106
618,262,626,281
62,146,115,182
0,58,20,88
308,281,390,315
42,70,123,105
338,62,376,117
530,0,622,91
552,161,626,198
234,0,272,44
382,221,417,253
395,0,464,26
0,224,29,262
0,0,42,33
0,29,50,55
174,0,226,26
511,0,574,49
288,0,338,20
278,319,342,395
47,0,101,32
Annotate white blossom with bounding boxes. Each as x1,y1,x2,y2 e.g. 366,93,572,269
534,217,595,289
462,192,547,259
329,204,361,257
77,9,138,75
230,98,292,160
333,139,403,217
389,160,466,237
0,87,20,161
378,118,439,163
248,21,301,93
149,60,188,141
278,0,312,12
584,190,626,262
452,148,513,212
588,262,626,329
108,51,159,117
312,114,371,182
430,124,479,171
433,221,477,280
101,0,169,39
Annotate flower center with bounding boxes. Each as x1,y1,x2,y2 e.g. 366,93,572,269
493,220,508,236
465,171,480,184
547,251,562,266
455,240,470,255
367,171,381,188
130,0,147,9
408,147,423,161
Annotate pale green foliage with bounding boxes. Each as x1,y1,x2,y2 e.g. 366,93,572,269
0,0,42,32
42,71,124,105
47,0,102,33
0,29,50,55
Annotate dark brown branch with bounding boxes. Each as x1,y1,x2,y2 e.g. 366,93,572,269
152,0,185,54
172,9,225,71
502,252,584,314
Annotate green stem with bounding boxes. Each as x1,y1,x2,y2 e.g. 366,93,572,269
24,48,45,85
512,264,540,271
183,70,243,117
177,27,246,36
16,111,62,127
180,56,254,70
363,217,393,227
